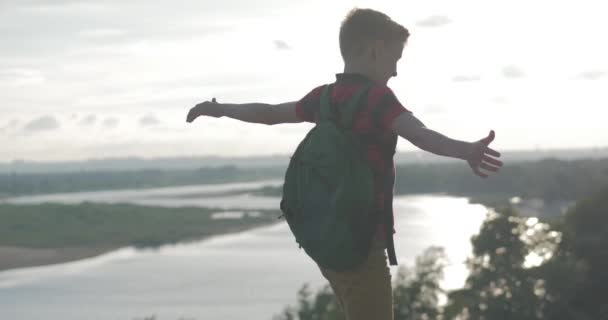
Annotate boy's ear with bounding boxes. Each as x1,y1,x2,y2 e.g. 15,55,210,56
369,40,380,61
371,39,386,61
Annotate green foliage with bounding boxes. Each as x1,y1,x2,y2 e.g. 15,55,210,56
279,186,608,320
445,187,608,320
0,202,278,248
392,247,446,320
274,247,447,320
273,284,344,320
541,186,608,319
444,207,559,320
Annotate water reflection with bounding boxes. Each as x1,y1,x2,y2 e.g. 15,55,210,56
0,183,487,320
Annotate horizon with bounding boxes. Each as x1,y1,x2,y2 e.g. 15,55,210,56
1,145,607,167
1,0,607,162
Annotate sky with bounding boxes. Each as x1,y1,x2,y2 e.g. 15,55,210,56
1,0,607,162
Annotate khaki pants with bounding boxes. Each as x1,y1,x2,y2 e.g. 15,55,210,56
318,236,393,320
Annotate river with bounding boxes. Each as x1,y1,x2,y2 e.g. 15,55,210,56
0,181,488,320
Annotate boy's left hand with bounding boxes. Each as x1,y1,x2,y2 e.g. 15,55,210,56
186,98,221,123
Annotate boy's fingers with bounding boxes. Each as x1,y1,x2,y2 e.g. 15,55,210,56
482,155,503,167
473,167,488,178
485,147,501,157
186,106,200,123
480,130,495,145
479,162,500,172
468,161,488,178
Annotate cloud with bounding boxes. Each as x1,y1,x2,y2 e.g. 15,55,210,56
78,28,126,38
0,68,45,86
415,15,451,27
579,70,606,80
153,126,188,133
16,1,111,14
79,114,97,126
273,40,291,50
452,75,481,82
422,104,446,114
1,119,20,133
502,65,525,79
103,117,120,128
139,114,161,126
23,115,60,132
492,96,510,105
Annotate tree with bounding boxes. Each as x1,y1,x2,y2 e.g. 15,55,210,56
273,283,343,320
445,207,561,320
393,247,446,320
275,247,447,320
540,186,608,319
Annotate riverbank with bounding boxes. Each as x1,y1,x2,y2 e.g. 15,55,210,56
0,245,119,272
0,202,280,272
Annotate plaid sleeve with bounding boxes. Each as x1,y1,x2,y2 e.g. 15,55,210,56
371,86,412,131
295,85,324,123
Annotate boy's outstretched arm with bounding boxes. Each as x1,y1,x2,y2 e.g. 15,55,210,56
186,98,302,125
391,112,503,178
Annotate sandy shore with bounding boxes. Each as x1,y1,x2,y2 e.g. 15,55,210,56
0,246,119,272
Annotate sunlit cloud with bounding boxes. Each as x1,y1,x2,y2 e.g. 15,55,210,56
502,65,525,79
9,119,20,128
23,115,60,132
0,68,45,86
0,1,607,161
78,114,97,127
452,75,481,82
415,15,451,28
16,1,111,15
103,117,120,129
579,70,606,80
78,28,126,38
139,114,161,127
273,40,291,50
422,104,446,114
1,119,21,134
492,96,510,105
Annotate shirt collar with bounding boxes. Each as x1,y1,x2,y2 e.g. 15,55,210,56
335,72,374,84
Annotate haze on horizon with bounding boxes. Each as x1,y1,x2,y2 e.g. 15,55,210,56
1,0,607,162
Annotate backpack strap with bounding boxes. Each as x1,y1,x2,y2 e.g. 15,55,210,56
319,83,372,128
319,85,334,123
341,83,372,129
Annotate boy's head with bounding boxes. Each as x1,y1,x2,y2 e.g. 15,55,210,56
339,8,410,84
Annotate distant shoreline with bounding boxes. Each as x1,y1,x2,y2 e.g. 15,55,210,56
1,147,606,174
0,202,282,273
0,220,283,273
0,245,119,272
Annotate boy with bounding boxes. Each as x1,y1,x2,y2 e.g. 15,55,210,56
186,8,503,320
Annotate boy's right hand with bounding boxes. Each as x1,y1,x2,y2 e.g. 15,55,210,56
466,130,503,178
186,98,221,123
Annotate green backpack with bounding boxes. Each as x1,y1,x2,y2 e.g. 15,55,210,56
280,83,378,271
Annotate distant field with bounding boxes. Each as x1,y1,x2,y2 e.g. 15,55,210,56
2,157,608,203
0,165,284,197
0,202,280,249
254,158,608,204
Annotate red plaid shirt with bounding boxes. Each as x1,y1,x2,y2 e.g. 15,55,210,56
295,73,411,262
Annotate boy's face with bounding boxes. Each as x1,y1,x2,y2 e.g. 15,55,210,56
369,39,404,85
